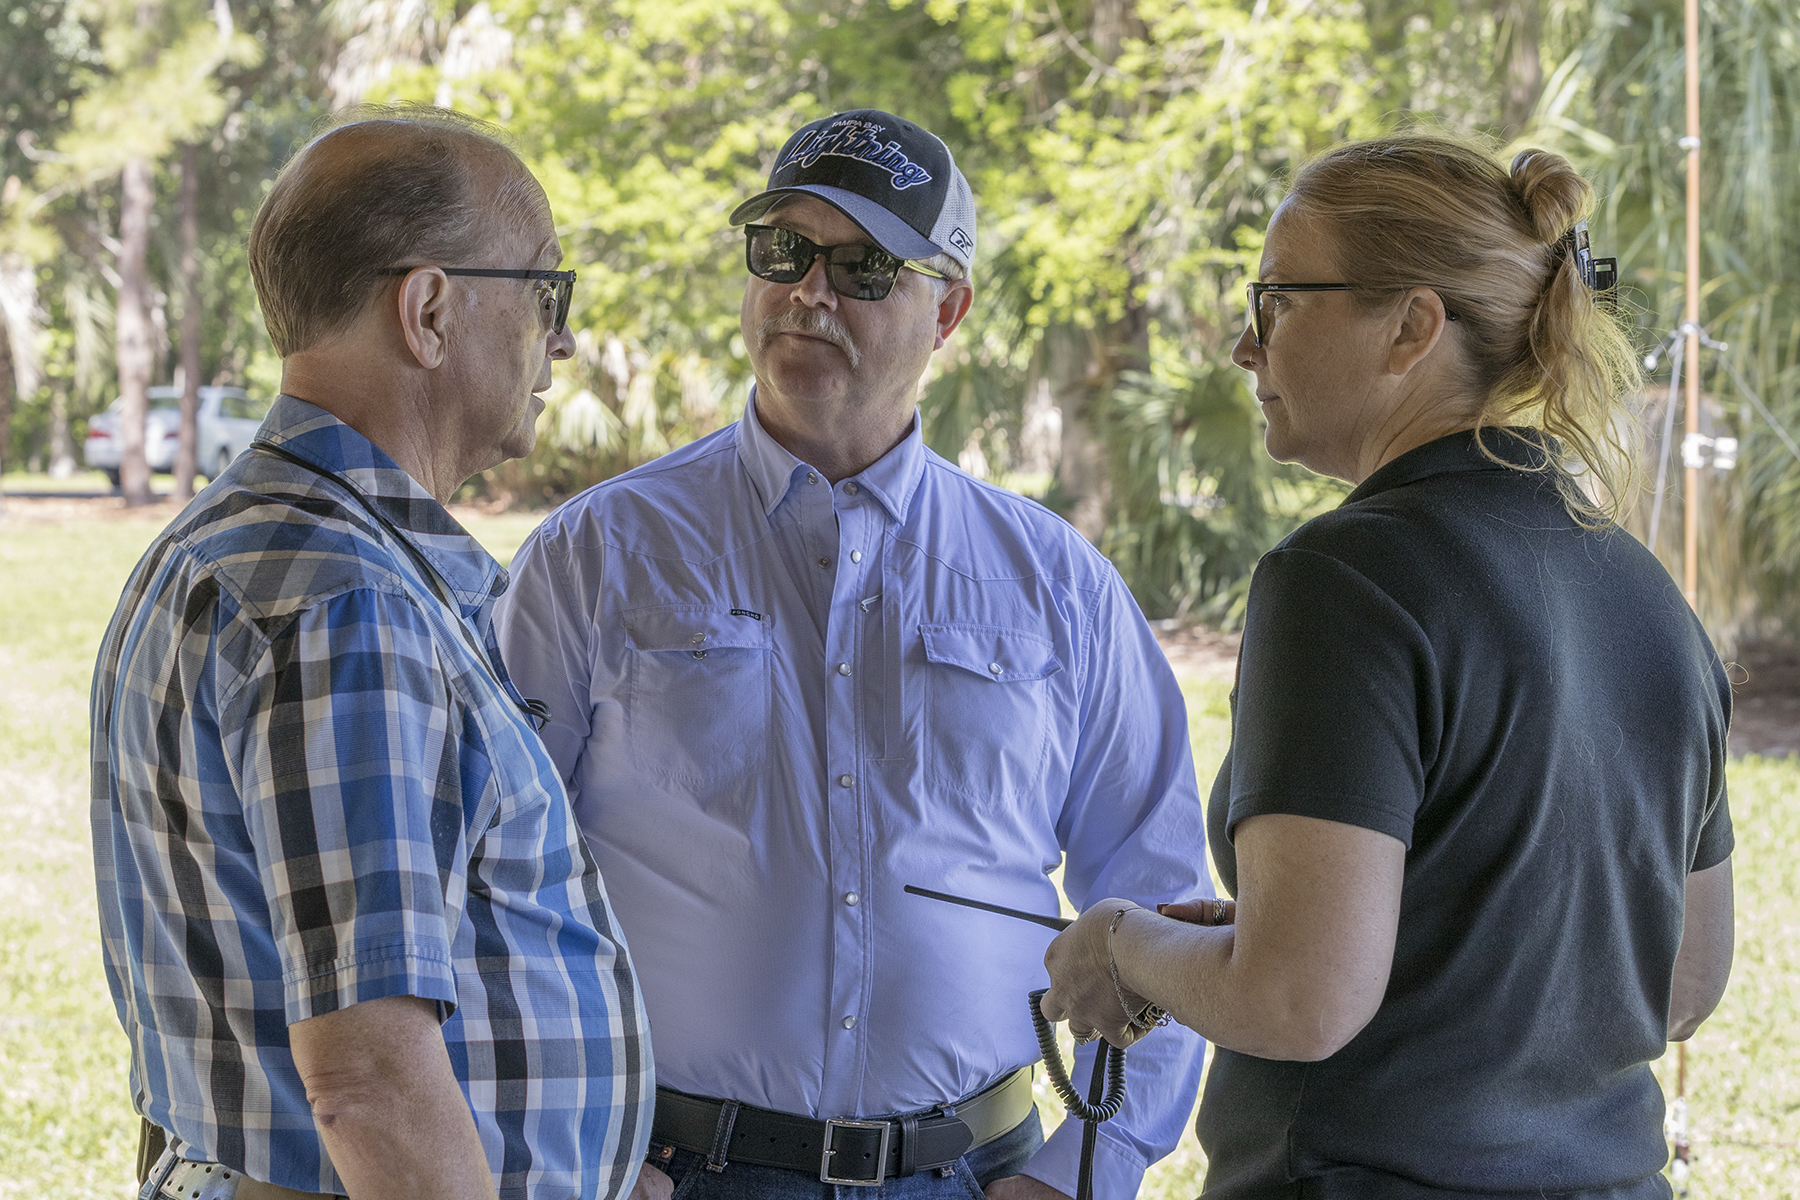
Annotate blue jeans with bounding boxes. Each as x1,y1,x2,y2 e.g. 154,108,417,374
652,1110,1045,1200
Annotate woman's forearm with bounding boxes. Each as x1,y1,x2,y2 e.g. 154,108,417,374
1045,814,1405,1061
1125,815,1404,1059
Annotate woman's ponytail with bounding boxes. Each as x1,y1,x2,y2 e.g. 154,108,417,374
1288,137,1645,526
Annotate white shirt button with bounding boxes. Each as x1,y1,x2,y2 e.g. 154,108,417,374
839,774,855,788
807,472,819,485
837,662,852,676
845,483,860,495
989,662,1003,675
842,1016,857,1030
844,891,860,905
850,550,863,564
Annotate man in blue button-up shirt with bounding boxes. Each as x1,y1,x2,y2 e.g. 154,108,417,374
495,110,1209,1200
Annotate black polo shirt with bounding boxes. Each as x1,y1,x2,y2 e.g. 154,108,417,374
1202,430,1733,1198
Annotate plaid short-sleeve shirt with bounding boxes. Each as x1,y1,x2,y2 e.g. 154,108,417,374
90,396,652,1199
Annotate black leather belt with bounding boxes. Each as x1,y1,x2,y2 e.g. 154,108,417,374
651,1067,1035,1186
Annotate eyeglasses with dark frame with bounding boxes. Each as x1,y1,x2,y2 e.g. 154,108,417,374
374,266,577,335
744,225,947,302
1245,281,1459,349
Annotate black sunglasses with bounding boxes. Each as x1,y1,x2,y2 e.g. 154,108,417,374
744,225,947,301
375,266,576,335
1245,281,1459,348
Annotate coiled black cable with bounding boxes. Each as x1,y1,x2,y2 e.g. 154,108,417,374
1028,988,1126,1122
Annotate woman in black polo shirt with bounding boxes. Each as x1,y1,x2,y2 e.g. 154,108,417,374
1041,136,1735,1198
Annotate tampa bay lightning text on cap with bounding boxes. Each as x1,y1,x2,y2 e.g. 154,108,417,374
729,109,978,273
776,118,935,191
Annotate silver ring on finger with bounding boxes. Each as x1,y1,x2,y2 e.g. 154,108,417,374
1072,1026,1100,1045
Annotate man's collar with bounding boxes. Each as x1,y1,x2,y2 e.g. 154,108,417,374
258,395,504,613
736,389,926,523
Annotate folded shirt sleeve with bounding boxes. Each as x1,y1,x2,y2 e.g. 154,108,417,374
1224,547,1439,850
224,587,466,1024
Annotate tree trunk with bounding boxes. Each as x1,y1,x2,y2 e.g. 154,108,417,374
48,392,77,477
1090,0,1128,61
1048,302,1151,546
176,142,201,499
1500,0,1544,139
1044,0,1149,547
0,253,40,484
1047,322,1108,543
116,156,156,506
0,321,12,484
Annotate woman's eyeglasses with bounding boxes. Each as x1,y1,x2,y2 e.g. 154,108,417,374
744,225,946,301
375,266,577,335
1246,281,1459,349
1245,282,1354,348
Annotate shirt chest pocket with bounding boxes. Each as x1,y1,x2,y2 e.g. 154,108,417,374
918,622,1062,811
623,605,773,789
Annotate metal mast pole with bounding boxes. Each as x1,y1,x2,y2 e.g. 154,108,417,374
1683,0,1702,606
1673,3,1703,1189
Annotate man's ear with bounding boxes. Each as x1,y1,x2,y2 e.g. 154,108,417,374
396,268,453,370
1387,287,1450,378
933,278,975,349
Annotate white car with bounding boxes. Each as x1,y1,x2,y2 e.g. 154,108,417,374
84,386,271,487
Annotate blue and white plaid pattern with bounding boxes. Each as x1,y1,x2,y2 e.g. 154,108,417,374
91,396,652,1199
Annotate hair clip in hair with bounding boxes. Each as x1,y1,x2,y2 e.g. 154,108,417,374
1565,220,1619,302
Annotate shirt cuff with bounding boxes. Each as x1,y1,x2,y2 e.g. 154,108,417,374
282,938,458,1023
1022,1116,1148,1200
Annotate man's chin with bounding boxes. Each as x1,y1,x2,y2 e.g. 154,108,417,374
502,427,539,462
758,357,853,405
491,411,540,467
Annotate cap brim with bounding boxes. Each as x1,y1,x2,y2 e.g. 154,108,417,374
728,185,943,262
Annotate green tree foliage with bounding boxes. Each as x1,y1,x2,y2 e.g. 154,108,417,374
1,0,326,478
8,0,1799,636
369,0,1376,617
920,0,1381,617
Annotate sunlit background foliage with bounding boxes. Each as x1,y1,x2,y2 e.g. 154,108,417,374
3,0,1799,637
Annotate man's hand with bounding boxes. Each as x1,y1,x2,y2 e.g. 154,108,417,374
628,1163,674,1200
985,1174,1074,1200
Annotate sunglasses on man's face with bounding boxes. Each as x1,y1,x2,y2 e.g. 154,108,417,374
744,225,946,301
375,266,577,335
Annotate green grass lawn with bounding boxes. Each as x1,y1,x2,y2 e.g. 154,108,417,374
1,503,1795,1197
0,469,176,493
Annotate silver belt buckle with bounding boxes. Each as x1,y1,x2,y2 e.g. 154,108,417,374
819,1117,891,1187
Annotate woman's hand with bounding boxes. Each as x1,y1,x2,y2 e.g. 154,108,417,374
1039,900,1156,1049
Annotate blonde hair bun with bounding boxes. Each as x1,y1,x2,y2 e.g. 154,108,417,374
1510,150,1596,245
1288,135,1642,526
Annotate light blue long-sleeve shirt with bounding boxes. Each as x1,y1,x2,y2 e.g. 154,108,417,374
493,399,1209,1199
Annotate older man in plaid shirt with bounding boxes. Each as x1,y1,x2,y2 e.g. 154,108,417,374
90,108,650,1200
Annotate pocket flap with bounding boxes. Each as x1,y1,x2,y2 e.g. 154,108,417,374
625,605,772,652
919,623,1062,682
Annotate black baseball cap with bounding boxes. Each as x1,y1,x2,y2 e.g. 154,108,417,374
729,110,977,272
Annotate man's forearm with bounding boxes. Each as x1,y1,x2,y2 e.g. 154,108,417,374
290,995,498,1200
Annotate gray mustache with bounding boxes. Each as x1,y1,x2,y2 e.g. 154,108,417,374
757,309,861,369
